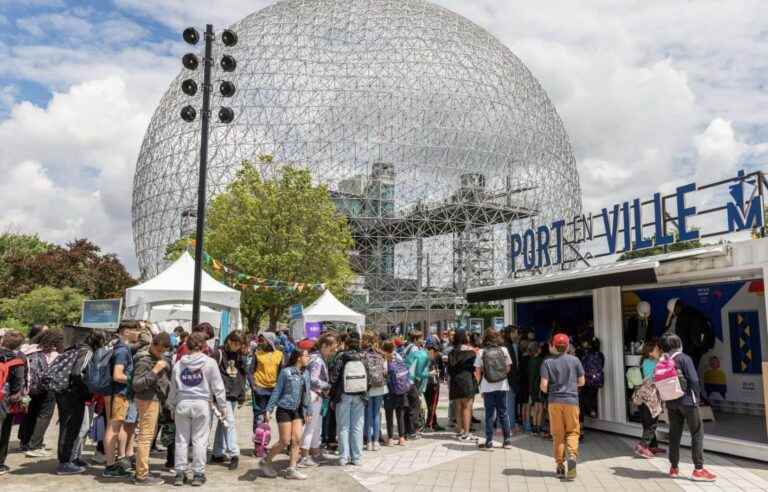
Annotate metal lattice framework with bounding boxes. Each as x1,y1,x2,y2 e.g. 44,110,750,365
132,0,582,327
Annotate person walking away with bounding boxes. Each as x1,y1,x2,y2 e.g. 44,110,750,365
540,333,584,481
131,332,172,486
167,332,228,487
632,339,664,459
382,341,410,446
211,331,247,471
101,323,140,479
527,343,544,435
517,339,531,432
403,330,430,439
330,331,368,466
299,335,336,467
474,330,513,449
247,332,284,432
20,327,63,457
259,348,312,480
50,331,106,475
423,341,444,432
580,338,604,419
362,332,388,450
447,330,478,442
660,333,716,482
0,331,27,476
503,326,522,433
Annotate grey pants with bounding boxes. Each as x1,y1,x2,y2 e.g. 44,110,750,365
668,405,704,469
71,404,92,462
174,400,211,474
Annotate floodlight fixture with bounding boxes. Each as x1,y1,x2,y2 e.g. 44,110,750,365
220,55,237,72
181,79,198,96
219,81,236,97
180,105,197,122
218,106,235,123
221,29,238,47
183,27,199,45
182,53,199,70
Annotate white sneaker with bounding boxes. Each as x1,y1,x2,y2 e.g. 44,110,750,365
284,467,307,480
372,441,381,451
260,459,278,478
26,449,51,458
91,452,106,464
366,442,374,452
298,456,319,468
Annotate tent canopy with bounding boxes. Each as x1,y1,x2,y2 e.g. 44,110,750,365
125,252,241,326
301,290,365,328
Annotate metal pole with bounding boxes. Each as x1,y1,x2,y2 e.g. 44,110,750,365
192,24,214,327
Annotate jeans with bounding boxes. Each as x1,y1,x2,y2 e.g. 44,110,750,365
640,404,658,448
364,396,383,443
175,400,211,474
482,391,511,443
213,400,239,458
548,403,580,465
252,388,272,430
20,391,56,450
506,387,518,428
135,399,160,480
55,389,87,465
668,405,704,469
336,394,365,464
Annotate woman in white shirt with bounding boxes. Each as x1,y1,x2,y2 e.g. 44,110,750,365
474,330,513,449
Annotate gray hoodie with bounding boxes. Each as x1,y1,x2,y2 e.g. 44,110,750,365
167,352,227,411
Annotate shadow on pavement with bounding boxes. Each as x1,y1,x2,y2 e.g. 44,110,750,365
610,466,668,479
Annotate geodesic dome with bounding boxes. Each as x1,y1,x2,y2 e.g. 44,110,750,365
132,0,582,315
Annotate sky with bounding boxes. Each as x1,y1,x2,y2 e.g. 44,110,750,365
1,0,767,276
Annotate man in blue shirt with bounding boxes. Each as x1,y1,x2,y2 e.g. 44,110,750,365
403,330,429,439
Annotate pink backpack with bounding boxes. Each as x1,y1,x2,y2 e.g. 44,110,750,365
253,422,271,457
653,352,684,401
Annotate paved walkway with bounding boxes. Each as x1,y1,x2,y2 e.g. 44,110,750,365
3,387,768,491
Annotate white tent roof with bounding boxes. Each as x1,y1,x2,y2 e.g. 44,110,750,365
125,252,241,315
301,289,365,326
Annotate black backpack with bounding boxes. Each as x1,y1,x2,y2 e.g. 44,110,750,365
27,352,50,395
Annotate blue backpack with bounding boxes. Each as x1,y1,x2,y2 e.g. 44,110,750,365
388,358,412,396
583,352,604,388
85,345,116,395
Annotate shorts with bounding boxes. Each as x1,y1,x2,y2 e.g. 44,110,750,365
125,401,138,424
104,394,130,422
275,406,304,423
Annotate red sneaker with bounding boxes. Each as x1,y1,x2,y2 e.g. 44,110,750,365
649,447,666,455
691,468,717,482
669,467,679,478
634,445,654,459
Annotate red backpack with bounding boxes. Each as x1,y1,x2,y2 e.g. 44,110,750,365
0,357,26,402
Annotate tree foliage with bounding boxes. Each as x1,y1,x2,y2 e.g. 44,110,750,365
1,286,85,327
204,160,355,330
0,237,136,299
617,234,704,261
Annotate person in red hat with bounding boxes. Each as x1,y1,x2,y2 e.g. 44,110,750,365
540,333,585,482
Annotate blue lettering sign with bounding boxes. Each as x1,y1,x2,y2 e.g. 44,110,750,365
602,204,620,254
653,192,674,246
676,183,700,241
536,225,551,267
621,201,631,252
728,195,765,232
552,219,565,264
632,198,652,250
522,229,536,269
510,233,522,271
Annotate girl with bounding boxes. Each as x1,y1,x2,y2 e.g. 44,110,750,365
381,341,408,446
447,331,478,442
633,339,664,459
299,334,336,467
211,331,248,470
363,332,388,451
527,343,544,436
260,348,312,480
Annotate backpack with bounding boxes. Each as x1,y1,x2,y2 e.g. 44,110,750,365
626,366,643,390
43,347,82,393
387,357,412,395
27,351,50,395
583,352,605,388
653,352,686,401
85,345,117,396
482,347,508,383
0,356,26,402
364,352,387,388
342,353,368,394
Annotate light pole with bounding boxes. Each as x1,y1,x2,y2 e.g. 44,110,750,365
180,25,238,327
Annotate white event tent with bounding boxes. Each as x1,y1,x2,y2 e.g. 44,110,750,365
124,252,242,332
294,289,365,338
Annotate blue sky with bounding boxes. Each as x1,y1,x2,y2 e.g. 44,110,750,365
0,0,766,275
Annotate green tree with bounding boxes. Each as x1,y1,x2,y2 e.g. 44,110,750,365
0,233,51,290
467,303,503,331
1,286,85,327
205,159,355,331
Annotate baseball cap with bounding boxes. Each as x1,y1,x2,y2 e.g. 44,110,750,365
296,338,316,351
552,333,570,348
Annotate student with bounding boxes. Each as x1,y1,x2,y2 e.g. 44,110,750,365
517,339,531,432
330,331,368,466
580,338,604,419
503,326,522,433
382,341,409,446
248,332,284,431
540,333,585,481
299,334,336,467
260,348,312,480
20,327,63,457
527,343,544,436
661,333,716,482
447,330,477,442
362,332,388,450
211,331,247,471
174,323,214,361
423,340,444,432
131,332,172,486
474,330,513,449
633,339,664,459
167,332,228,487
103,323,140,479
402,330,430,439
0,331,27,476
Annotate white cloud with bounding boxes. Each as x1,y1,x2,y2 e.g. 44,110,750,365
694,118,747,184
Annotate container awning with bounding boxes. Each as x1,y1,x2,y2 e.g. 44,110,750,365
466,259,660,302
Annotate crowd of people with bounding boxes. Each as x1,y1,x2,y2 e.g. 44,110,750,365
0,321,717,485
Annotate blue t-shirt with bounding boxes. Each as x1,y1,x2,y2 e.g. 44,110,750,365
641,358,657,380
111,341,133,396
